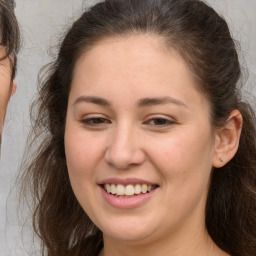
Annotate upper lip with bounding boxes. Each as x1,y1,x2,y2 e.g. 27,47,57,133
99,177,158,186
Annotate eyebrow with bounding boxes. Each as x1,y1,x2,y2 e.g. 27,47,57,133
72,96,111,107
72,96,187,108
138,96,187,108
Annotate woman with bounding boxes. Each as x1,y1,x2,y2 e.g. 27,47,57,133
21,0,256,255
0,0,20,148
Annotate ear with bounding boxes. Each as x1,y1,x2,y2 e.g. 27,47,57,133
11,80,17,96
212,110,243,168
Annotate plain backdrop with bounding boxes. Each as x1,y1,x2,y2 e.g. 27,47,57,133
0,0,255,255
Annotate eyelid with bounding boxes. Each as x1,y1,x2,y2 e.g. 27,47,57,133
144,114,176,121
143,114,176,126
79,113,176,128
81,113,108,119
80,114,111,126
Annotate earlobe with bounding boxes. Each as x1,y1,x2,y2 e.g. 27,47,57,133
212,110,243,168
11,80,17,96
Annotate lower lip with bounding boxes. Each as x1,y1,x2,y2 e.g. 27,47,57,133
100,186,158,209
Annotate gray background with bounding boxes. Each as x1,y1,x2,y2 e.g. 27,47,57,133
0,0,255,255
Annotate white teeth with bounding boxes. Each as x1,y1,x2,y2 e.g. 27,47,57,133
103,183,156,196
141,184,148,193
116,184,125,195
106,184,111,193
134,184,142,194
125,185,134,195
110,184,116,194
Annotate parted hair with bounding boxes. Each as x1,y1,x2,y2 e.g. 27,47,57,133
0,0,20,79
21,0,256,256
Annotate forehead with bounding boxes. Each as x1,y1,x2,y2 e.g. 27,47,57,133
75,35,195,82
76,35,192,82
71,35,209,110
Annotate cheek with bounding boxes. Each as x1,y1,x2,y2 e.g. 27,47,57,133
65,126,105,179
147,128,214,183
64,128,98,203
147,129,214,220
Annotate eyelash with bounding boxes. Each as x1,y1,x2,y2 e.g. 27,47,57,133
81,117,111,126
144,117,175,126
80,116,175,128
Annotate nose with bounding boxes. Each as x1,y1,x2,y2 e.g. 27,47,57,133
104,125,145,170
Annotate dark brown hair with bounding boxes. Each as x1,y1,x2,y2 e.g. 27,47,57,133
0,0,20,79
21,0,256,255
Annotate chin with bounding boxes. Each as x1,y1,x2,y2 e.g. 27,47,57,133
98,218,158,243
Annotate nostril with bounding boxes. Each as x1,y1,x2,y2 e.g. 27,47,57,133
105,146,145,170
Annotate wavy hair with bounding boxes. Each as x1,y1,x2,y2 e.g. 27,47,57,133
21,0,256,255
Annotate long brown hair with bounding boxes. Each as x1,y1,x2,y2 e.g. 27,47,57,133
20,0,256,255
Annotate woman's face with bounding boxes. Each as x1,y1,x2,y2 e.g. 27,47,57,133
0,47,14,137
65,35,218,245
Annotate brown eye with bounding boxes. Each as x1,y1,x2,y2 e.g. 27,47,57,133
146,118,174,126
81,117,111,126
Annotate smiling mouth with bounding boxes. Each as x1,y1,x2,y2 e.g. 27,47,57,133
103,184,158,197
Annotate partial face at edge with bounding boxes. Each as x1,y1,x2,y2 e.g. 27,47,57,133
0,46,14,136
64,35,218,244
